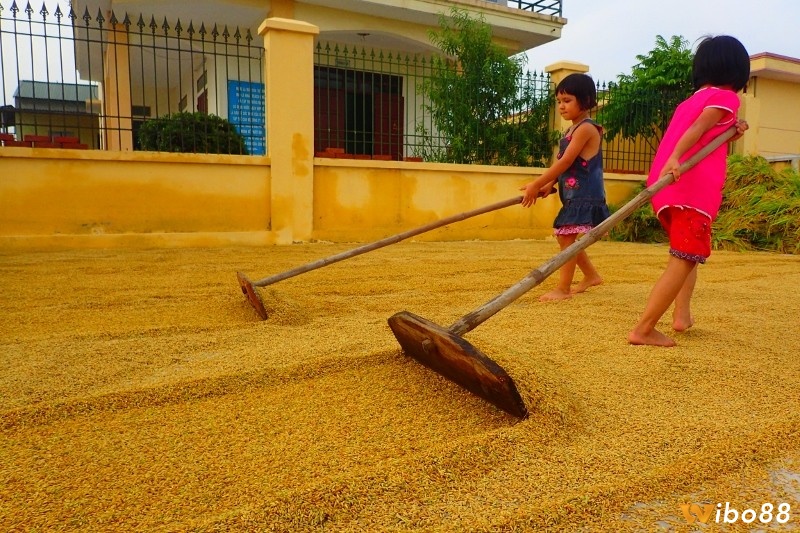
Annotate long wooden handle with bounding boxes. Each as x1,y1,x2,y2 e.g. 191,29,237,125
448,126,738,336
252,196,523,287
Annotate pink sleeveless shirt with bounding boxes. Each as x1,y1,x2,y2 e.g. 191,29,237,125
647,87,740,221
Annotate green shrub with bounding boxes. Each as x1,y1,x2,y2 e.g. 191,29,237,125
714,155,800,253
609,155,800,254
138,112,248,155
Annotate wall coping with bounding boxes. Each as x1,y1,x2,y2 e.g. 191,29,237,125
0,147,269,166
258,17,320,36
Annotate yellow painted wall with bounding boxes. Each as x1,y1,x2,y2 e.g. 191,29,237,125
0,147,641,249
312,159,561,242
0,148,272,248
745,77,800,157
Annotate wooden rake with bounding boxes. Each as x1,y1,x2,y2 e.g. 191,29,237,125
237,194,554,319
388,127,737,419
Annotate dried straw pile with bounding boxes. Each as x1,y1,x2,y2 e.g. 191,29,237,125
1,240,799,531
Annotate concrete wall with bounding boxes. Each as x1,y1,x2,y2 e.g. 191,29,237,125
741,79,800,158
312,159,558,242
0,149,272,248
739,53,800,159
0,143,643,249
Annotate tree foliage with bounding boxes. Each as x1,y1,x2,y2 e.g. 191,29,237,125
138,112,249,155
415,8,557,166
599,35,693,153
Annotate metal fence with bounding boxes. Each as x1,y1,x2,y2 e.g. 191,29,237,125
313,42,556,166
492,1,563,17
0,1,263,154
592,81,689,174
311,42,680,172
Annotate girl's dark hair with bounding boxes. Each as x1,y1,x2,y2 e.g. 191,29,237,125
692,35,750,91
555,73,597,110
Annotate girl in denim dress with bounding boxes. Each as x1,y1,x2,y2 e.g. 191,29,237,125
520,73,610,301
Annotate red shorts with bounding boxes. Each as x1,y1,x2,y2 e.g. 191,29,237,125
657,206,711,264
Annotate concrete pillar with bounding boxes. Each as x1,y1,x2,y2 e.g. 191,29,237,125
259,18,319,244
103,24,133,151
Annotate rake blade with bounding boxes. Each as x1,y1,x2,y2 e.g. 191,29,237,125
237,271,268,320
388,311,528,419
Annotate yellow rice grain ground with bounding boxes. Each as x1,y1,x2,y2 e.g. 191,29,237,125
1,239,799,531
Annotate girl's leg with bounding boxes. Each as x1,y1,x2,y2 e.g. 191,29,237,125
672,264,698,331
628,255,696,346
540,234,578,301
572,250,603,293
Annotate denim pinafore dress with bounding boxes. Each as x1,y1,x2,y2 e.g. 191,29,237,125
553,119,611,229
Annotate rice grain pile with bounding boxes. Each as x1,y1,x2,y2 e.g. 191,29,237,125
1,240,799,531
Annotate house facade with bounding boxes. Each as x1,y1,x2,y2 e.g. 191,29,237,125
740,52,800,164
10,81,99,148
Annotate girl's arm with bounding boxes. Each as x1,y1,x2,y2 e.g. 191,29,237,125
520,124,599,207
659,107,727,181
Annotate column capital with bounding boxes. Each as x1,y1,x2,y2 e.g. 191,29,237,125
258,17,319,37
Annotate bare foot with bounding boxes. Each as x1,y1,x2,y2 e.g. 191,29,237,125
571,276,603,294
627,328,677,347
672,315,694,332
539,288,573,302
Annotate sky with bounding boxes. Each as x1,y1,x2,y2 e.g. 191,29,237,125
524,0,800,83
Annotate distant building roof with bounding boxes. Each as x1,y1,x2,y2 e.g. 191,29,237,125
749,53,800,83
14,80,99,102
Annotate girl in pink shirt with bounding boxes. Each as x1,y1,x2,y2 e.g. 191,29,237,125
628,35,751,347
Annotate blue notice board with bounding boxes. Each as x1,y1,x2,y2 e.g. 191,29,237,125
227,80,266,155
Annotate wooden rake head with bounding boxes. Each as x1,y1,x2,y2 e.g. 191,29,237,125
237,271,268,320
388,311,528,419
